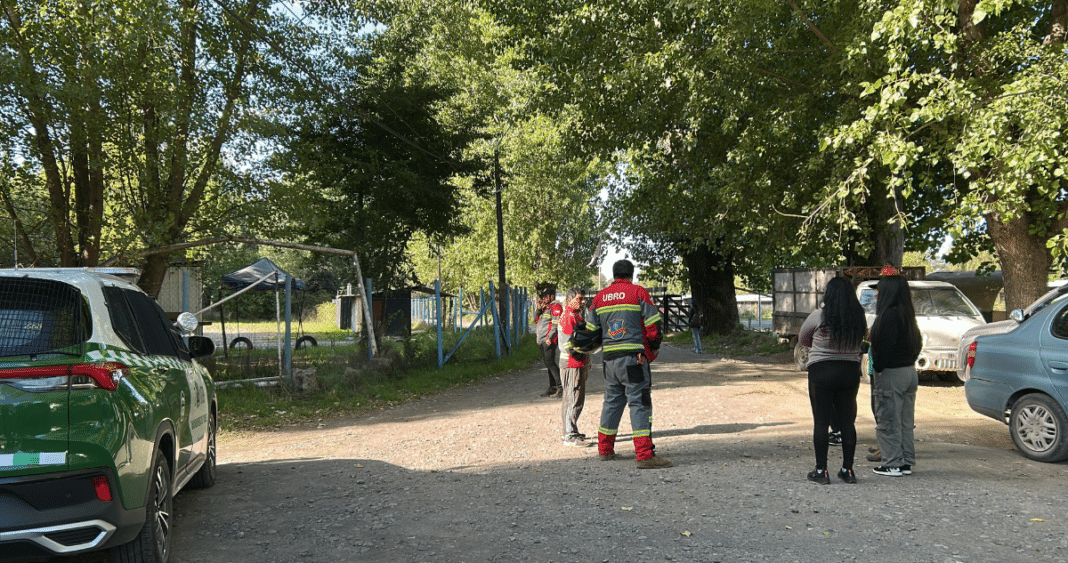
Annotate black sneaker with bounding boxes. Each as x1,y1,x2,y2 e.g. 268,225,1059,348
807,468,830,484
540,387,559,397
828,431,843,446
901,465,912,475
838,468,857,484
872,465,902,477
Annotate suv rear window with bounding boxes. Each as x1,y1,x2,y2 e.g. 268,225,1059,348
0,278,90,357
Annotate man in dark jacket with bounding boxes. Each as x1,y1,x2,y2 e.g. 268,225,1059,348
534,288,563,397
584,260,672,469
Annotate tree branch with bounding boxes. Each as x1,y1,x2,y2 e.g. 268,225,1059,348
786,0,837,54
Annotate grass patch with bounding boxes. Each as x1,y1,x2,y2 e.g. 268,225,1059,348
664,325,789,356
215,327,538,432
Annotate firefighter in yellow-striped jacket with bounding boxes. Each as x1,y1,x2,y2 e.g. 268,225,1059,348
534,288,563,397
582,259,672,469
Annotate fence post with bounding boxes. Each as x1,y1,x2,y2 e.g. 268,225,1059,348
366,278,373,362
456,286,462,333
489,282,501,358
512,287,520,348
436,280,444,368
284,275,293,385
758,294,763,331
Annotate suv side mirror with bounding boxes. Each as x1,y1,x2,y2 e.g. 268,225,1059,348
1010,309,1025,323
187,335,215,359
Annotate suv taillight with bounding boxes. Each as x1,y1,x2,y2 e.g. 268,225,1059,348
966,341,978,369
0,362,128,391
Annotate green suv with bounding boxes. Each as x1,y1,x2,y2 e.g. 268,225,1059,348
0,268,217,563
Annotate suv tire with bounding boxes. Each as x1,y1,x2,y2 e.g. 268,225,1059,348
188,409,217,489
110,449,173,563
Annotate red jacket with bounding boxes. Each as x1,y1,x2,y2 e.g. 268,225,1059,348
558,306,590,368
536,302,562,346
585,279,662,361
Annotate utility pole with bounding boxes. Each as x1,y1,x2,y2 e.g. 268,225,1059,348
492,94,535,348
495,148,507,336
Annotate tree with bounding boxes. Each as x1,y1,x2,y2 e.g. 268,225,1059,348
494,0,922,333
270,53,485,290
342,1,605,295
0,0,307,295
825,0,1068,310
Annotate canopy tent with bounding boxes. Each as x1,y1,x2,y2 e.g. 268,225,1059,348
221,258,305,291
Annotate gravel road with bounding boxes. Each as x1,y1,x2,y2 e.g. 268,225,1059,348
66,343,1068,563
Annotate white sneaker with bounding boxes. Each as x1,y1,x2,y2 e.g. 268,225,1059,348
563,436,593,447
872,465,902,476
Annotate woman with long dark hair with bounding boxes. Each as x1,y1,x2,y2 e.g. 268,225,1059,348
798,276,868,484
869,275,922,477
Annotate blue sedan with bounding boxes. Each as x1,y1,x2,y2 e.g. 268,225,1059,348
960,284,1068,462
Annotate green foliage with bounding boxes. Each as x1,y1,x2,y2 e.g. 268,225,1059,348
0,0,311,275
824,0,1068,306
269,42,488,289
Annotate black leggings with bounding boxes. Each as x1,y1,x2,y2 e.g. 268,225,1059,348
808,360,860,470
542,344,561,388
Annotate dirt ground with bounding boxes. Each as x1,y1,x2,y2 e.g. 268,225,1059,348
68,343,1068,563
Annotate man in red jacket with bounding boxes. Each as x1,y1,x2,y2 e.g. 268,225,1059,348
584,260,672,468
534,288,563,397
558,286,592,446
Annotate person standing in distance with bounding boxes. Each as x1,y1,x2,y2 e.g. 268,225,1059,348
688,302,703,354
558,286,592,446
584,259,672,469
534,288,563,397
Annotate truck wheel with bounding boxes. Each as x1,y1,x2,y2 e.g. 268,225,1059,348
793,343,809,371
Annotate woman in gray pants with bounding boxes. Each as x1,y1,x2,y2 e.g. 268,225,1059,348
869,275,922,477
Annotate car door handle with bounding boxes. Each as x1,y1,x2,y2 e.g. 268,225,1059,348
1049,361,1068,373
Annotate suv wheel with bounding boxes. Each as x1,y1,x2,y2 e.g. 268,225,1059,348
110,449,173,563
189,410,217,489
1010,393,1068,463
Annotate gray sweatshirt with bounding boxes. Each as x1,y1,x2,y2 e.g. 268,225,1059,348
797,307,864,368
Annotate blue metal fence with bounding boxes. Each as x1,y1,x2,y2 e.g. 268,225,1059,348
410,282,530,368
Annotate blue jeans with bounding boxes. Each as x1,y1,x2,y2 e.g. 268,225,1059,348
691,328,703,353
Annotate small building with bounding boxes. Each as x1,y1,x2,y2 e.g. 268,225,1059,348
335,285,454,338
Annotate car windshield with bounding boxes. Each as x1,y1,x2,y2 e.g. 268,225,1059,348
913,288,980,317
858,287,979,318
0,278,89,357
859,288,877,314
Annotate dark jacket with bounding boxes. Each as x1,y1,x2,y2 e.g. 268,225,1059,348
870,306,921,373
688,305,702,330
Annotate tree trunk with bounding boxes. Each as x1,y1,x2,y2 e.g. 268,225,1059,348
137,253,172,299
986,210,1052,311
846,182,904,267
682,241,738,336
